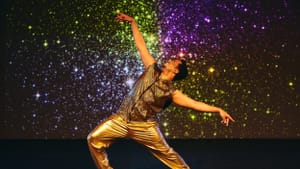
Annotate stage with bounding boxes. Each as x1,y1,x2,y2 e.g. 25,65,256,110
0,139,299,169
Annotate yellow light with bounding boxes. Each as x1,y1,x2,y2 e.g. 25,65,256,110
163,122,168,127
208,67,215,73
165,132,169,136
178,52,184,57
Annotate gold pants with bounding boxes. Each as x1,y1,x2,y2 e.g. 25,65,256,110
87,114,190,169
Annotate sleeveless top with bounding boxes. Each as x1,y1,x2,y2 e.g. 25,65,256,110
117,63,175,121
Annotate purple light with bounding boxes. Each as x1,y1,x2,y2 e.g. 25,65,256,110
204,17,211,23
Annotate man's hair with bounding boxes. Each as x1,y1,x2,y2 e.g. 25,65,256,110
173,60,188,81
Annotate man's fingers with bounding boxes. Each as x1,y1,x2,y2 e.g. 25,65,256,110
221,118,232,126
228,116,235,122
221,119,226,124
116,16,125,22
116,14,131,22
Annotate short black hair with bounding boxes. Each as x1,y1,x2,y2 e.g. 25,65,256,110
173,60,188,81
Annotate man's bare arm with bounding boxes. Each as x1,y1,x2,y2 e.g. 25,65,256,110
116,13,155,68
172,90,235,126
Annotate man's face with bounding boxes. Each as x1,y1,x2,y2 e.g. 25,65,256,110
163,59,182,74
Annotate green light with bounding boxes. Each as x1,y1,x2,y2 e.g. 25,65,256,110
190,114,196,120
43,41,48,47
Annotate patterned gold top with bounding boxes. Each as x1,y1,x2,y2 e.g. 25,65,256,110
118,63,175,121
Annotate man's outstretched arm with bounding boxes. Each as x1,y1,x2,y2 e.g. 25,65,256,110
172,90,235,126
116,12,155,68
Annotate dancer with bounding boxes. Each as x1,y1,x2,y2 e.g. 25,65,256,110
87,12,235,169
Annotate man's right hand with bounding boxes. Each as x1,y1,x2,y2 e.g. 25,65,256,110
116,12,134,23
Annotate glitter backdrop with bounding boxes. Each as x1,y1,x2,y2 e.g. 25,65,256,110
2,0,299,139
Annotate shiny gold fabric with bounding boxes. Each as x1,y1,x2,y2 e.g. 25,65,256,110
87,114,190,169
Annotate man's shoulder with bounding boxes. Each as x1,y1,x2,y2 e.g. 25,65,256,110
143,62,159,72
139,63,160,82
147,62,161,71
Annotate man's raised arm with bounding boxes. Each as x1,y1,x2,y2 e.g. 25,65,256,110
116,12,155,68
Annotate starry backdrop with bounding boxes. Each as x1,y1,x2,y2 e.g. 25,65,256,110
1,0,299,139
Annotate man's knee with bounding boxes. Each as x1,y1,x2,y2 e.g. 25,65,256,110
87,132,93,144
87,132,111,149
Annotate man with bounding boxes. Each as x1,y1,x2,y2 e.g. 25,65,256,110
87,12,235,169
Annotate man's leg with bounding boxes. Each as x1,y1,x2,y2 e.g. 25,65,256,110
128,121,190,169
87,115,128,169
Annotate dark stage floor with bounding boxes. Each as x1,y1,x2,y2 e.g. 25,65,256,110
0,139,299,169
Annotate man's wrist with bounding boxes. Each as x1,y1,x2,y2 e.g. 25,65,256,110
130,19,136,23
216,107,222,113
